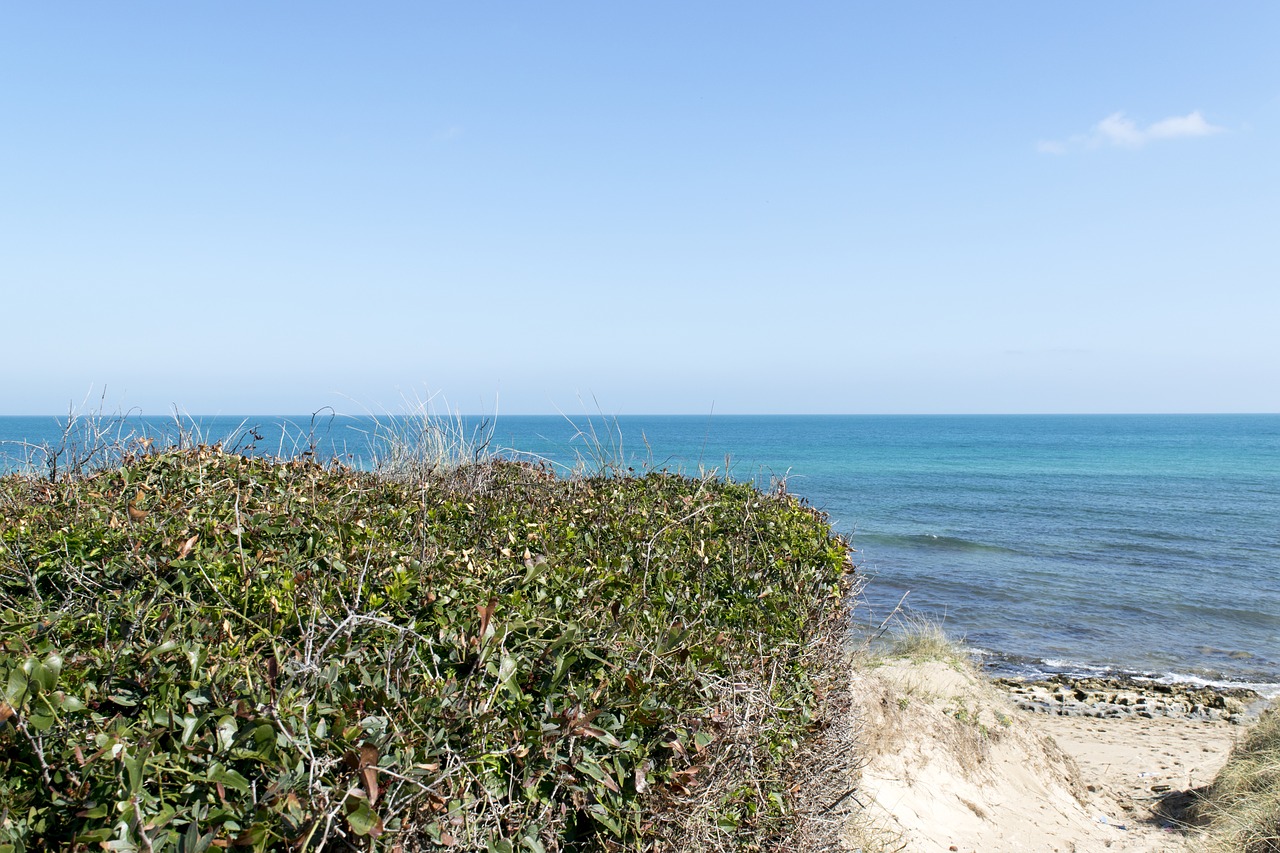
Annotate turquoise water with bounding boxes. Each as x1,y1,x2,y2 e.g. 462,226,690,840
3,413,1277,692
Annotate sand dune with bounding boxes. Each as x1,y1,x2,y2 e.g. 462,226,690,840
842,659,1245,852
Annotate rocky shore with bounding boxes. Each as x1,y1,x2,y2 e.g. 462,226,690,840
994,673,1266,723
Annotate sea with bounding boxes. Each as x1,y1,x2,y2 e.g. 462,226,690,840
2,413,1277,695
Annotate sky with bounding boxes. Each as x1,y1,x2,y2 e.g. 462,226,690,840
2,2,1278,416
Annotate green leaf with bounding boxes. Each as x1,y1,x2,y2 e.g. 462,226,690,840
498,653,522,698
248,722,276,758
27,710,55,732
182,820,215,853
146,639,179,659
207,762,251,793
123,742,149,794
345,796,384,837
80,801,110,819
215,715,238,752
149,802,178,829
5,667,29,708
587,803,622,836
74,827,114,844
57,692,86,712
180,714,204,746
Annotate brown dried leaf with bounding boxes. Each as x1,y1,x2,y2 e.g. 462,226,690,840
477,596,497,640
362,765,379,805
176,534,199,560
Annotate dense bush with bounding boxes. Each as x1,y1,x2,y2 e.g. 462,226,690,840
0,448,850,851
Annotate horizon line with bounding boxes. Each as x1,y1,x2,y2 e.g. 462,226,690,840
3,411,1278,419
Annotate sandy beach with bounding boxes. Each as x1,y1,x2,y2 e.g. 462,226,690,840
841,658,1265,852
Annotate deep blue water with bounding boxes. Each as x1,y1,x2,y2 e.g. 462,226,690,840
2,413,1278,693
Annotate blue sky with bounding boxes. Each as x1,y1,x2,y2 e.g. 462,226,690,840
3,3,1277,415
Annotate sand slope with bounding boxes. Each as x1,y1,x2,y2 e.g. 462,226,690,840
844,659,1240,852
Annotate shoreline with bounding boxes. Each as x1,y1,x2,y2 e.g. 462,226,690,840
994,672,1267,724
977,657,1280,699
853,616,1280,703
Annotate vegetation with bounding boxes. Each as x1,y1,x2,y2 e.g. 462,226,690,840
0,439,852,851
1195,707,1280,852
878,614,962,667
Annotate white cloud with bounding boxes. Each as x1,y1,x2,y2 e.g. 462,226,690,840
1146,111,1222,140
1095,112,1146,147
1038,110,1224,154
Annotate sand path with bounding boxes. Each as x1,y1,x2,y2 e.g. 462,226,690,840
843,659,1248,852
1035,714,1238,849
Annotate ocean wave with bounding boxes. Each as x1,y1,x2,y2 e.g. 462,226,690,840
980,651,1280,698
859,532,1022,555
1144,672,1280,700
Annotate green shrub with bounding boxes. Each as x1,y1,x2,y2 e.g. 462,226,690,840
0,448,850,851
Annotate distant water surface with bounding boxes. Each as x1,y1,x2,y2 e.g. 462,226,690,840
2,413,1277,693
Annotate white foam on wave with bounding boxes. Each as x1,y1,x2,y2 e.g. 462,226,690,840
1143,672,1280,699
981,650,1280,698
1039,658,1115,676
